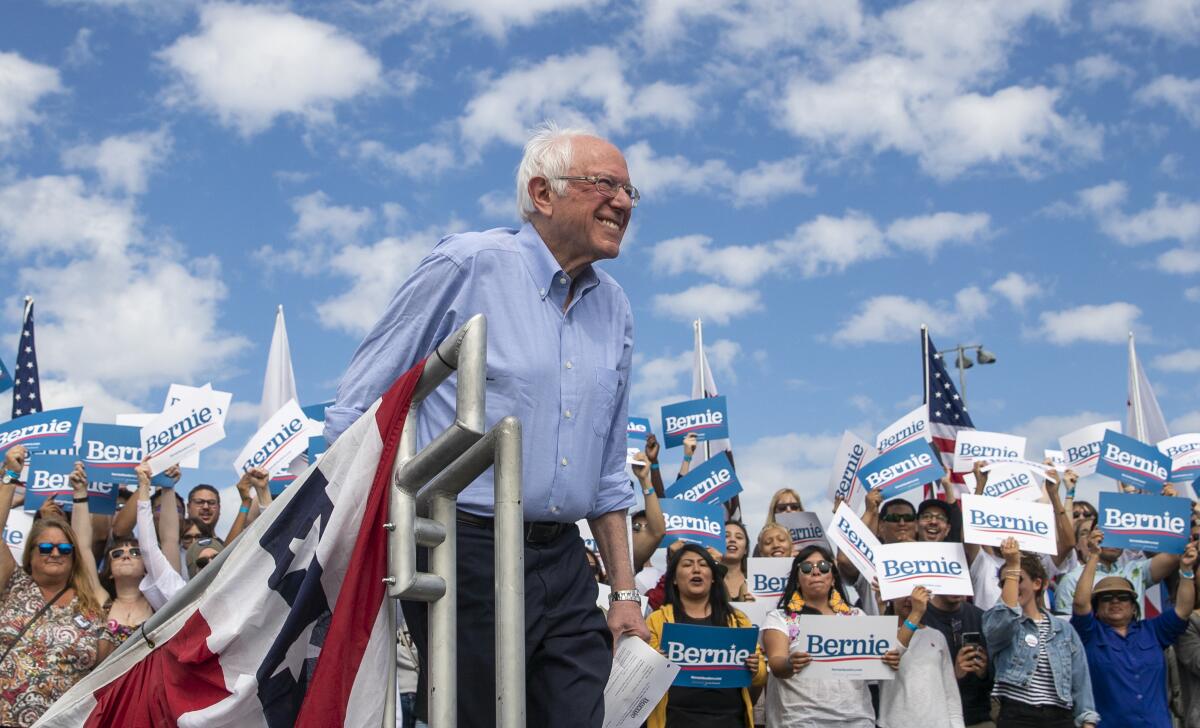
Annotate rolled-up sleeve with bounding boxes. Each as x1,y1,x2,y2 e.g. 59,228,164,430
588,301,635,519
325,252,466,443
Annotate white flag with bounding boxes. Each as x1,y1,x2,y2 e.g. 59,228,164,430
1127,333,1169,445
691,319,730,467
261,305,299,427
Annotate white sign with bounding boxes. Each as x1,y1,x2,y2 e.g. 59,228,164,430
981,457,1051,478
603,635,679,728
747,557,792,604
139,388,227,474
232,399,312,477
980,463,1044,502
827,431,875,513
1158,433,1200,461
165,383,232,421
828,504,880,582
776,511,830,552
118,413,199,469
960,494,1057,555
875,542,973,601
1059,421,1120,477
791,616,898,681
952,430,1026,473
3,509,32,562
875,405,930,454
1045,450,1067,471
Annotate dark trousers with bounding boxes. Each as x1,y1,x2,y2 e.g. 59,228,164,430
402,519,612,727
996,699,1074,728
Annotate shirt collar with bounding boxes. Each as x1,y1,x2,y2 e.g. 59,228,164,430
516,222,599,302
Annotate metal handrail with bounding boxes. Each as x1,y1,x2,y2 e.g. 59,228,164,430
382,314,525,728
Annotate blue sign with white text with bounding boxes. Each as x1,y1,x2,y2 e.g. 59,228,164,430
23,454,118,515
665,451,743,505
661,623,758,688
856,440,945,500
1095,430,1170,493
661,397,729,449
0,407,83,455
658,498,726,552
1097,492,1190,554
301,401,332,422
80,423,142,485
627,417,651,441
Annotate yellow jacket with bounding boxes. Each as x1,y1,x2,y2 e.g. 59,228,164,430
645,604,767,728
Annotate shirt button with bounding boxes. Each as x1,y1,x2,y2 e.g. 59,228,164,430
559,276,567,285
539,288,546,296
564,410,572,418
550,506,560,514
561,457,569,466
565,361,573,369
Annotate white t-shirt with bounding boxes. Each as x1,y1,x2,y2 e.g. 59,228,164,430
878,628,965,728
762,608,875,727
969,550,1003,611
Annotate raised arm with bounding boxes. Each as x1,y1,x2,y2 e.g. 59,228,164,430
225,468,268,544
134,462,186,610
999,537,1022,609
1176,543,1197,620
1046,464,1076,566
676,433,697,480
0,446,28,587
862,487,882,534
158,469,182,574
69,461,108,605
631,451,664,570
1073,529,1104,615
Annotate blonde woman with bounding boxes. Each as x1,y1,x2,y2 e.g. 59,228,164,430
764,488,803,529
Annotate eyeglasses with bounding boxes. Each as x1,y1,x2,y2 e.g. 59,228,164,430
774,503,802,513
881,513,917,523
36,542,74,556
109,547,142,559
798,560,833,575
189,498,219,508
918,513,949,524
554,175,640,207
1097,593,1135,604
182,533,201,544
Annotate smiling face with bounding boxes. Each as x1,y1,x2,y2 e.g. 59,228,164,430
31,526,74,585
535,136,632,270
759,526,792,558
917,507,951,542
673,550,714,601
724,523,748,564
879,503,917,544
187,488,221,528
1096,589,1137,629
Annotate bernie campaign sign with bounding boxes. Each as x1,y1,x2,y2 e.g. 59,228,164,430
776,511,831,552
1158,434,1200,484
1095,430,1171,493
1058,421,1120,477
233,399,310,477
875,405,930,454
23,454,118,515
80,423,142,485
960,494,1056,555
980,462,1043,502
875,542,973,601
627,416,651,463
856,440,945,500
1098,491,1190,554
827,431,874,513
661,396,729,449
664,451,742,505
660,623,759,689
829,503,881,582
952,430,1026,473
0,407,83,455
140,387,226,474
658,498,725,553
3,510,31,562
789,616,898,681
740,557,792,627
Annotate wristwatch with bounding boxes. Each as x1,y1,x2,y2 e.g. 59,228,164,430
608,589,640,604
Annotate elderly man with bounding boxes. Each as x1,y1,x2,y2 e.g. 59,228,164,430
325,123,644,727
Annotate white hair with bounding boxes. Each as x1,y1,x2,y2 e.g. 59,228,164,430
516,121,597,222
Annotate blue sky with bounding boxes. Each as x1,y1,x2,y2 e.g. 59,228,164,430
2,0,1199,536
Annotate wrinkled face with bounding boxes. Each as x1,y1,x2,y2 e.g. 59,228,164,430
188,490,220,527
879,505,917,544
759,527,791,558
674,552,713,600
724,524,748,562
1096,590,1137,628
918,508,951,542
547,137,632,264
31,527,73,584
797,552,834,601
109,545,145,579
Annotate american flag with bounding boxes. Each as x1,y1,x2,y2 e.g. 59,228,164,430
923,328,974,492
34,358,426,727
12,299,41,418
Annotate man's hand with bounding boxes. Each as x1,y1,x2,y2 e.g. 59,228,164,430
236,467,269,500
953,645,975,680
645,434,660,463
607,600,649,645
682,433,698,457
972,460,989,491
2,445,27,476
69,461,88,497
1086,528,1104,558
970,645,988,678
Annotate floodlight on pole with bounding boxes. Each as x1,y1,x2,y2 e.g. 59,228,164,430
936,343,998,410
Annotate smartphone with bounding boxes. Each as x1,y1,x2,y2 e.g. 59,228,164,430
961,631,982,648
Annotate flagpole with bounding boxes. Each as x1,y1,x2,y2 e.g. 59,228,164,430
921,324,930,408
1129,332,1145,441
695,318,711,461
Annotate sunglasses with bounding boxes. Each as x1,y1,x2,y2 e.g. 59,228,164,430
798,560,833,575
774,503,802,513
36,542,74,556
881,513,917,523
110,547,142,559
195,557,212,570
1097,593,1135,604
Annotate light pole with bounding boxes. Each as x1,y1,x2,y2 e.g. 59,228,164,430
936,344,997,410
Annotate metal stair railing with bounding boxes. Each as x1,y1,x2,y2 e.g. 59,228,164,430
381,313,525,728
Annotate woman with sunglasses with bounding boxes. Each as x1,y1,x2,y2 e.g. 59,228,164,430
765,488,804,529
0,446,117,727
1071,529,1195,728
984,537,1098,728
645,543,766,728
761,545,898,726
98,536,153,645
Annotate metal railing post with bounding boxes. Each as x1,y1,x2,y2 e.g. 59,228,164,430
493,417,525,727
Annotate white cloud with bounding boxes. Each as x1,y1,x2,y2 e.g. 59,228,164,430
777,211,887,276
0,175,136,257
650,234,778,286
833,286,989,345
255,191,376,273
1172,410,1200,433
653,284,762,324
885,211,991,256
624,141,811,207
639,0,864,58
61,128,173,196
1186,286,1200,302
315,232,435,335
0,51,63,154
64,28,97,68
1011,410,1115,456
159,3,382,136
990,272,1041,309
631,339,739,408
1158,248,1200,274
1093,0,1200,43
1077,180,1200,246
458,48,699,149
478,189,516,222
356,139,456,178
1036,302,1142,345
1136,74,1200,127
1072,54,1134,88
735,429,846,536
1154,348,1200,372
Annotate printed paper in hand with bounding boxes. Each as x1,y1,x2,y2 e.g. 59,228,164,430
857,440,946,500
1097,491,1191,554
139,388,226,474
664,451,743,505
742,557,792,626
828,504,881,582
979,462,1044,502
1044,450,1067,471
960,493,1057,555
0,407,83,456
603,636,679,728
874,541,973,601
1095,430,1171,493
661,397,730,449
1058,421,1120,477
875,405,930,454
1158,434,1200,484
660,623,759,688
232,399,311,477
658,499,726,553
776,511,831,552
827,431,875,513
952,430,1026,473
790,615,898,681
3,510,32,562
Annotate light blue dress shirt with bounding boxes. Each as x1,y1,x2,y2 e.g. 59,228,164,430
325,223,635,523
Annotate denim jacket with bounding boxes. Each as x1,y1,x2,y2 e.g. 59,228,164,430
983,602,1100,726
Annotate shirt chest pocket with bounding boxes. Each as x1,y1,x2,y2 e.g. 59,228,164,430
588,367,620,437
